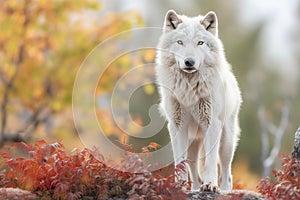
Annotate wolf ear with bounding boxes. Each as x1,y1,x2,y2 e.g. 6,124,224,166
164,10,182,31
201,11,218,36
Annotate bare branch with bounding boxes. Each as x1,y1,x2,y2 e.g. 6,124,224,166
258,101,290,177
0,67,19,139
0,106,51,147
0,132,25,147
264,103,290,169
258,106,269,164
267,123,277,136
16,104,51,138
0,69,6,84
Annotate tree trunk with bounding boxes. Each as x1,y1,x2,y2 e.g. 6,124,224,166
292,126,300,159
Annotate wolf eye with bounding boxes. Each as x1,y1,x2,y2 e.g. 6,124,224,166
197,41,204,45
177,40,183,45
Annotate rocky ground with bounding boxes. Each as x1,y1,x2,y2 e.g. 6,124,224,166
0,188,37,200
188,190,264,200
0,187,264,200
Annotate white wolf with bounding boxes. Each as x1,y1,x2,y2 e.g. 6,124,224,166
155,10,242,191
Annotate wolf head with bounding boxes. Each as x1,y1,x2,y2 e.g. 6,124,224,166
158,10,223,74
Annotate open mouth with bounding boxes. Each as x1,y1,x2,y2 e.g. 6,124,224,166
182,67,197,73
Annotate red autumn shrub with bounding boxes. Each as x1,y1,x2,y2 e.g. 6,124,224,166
257,155,300,200
0,140,187,199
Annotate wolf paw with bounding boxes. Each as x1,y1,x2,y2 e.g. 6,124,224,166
200,182,219,193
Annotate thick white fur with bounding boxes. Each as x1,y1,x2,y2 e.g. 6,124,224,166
155,10,242,191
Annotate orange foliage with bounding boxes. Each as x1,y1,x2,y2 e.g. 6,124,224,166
232,159,261,191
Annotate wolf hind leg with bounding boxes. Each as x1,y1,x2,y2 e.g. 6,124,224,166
219,116,240,191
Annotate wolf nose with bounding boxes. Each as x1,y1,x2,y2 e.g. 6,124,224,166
184,58,195,67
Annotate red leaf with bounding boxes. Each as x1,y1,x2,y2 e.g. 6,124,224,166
2,152,10,159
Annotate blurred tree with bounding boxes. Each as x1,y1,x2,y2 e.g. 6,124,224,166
0,0,141,147
258,102,290,177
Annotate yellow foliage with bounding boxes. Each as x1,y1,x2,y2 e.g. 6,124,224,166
143,49,155,63
143,83,155,95
0,0,143,149
52,101,62,112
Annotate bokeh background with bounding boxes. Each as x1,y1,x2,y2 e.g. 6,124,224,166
1,0,299,190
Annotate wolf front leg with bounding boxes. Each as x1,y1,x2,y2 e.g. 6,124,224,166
168,122,189,182
187,123,204,191
162,96,190,182
187,138,202,191
201,119,222,188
